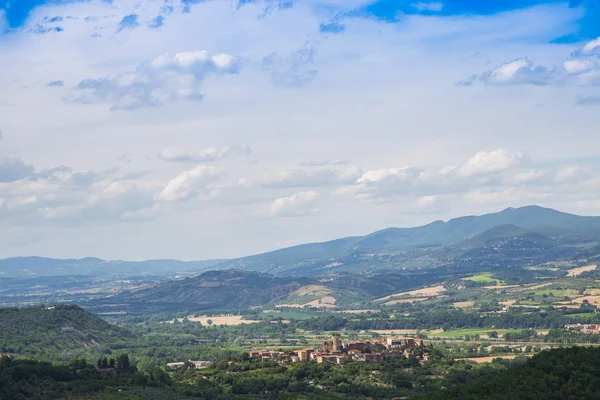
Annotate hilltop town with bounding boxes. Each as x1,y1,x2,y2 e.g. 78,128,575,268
250,335,430,365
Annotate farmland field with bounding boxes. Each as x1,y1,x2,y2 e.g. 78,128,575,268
567,264,597,277
169,315,261,325
464,273,504,284
375,285,446,302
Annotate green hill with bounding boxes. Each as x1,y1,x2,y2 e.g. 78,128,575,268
102,269,318,313
0,305,135,359
422,347,600,400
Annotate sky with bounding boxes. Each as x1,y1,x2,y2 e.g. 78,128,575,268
0,0,600,261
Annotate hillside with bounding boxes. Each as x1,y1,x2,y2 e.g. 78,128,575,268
0,305,135,359
216,206,600,275
100,269,318,312
422,347,600,400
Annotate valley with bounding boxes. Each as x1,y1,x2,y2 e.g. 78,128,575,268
4,206,600,399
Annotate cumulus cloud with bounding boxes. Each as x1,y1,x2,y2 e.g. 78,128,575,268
479,58,552,86
159,144,251,163
0,169,156,225
263,44,318,87
270,191,320,217
263,167,362,188
33,166,106,185
47,80,64,87
458,148,524,177
155,165,223,203
341,149,537,202
468,36,600,88
71,50,243,110
0,157,35,182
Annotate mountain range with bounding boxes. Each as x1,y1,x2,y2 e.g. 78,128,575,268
216,206,600,275
2,205,600,278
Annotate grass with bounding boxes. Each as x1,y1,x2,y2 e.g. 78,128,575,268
255,310,323,320
428,328,507,338
429,328,549,338
564,313,597,319
463,273,505,285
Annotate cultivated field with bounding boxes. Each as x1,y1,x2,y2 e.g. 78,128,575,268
464,273,504,284
385,297,428,305
462,355,530,363
371,329,419,336
277,296,337,309
500,300,517,307
567,264,597,277
573,295,600,305
375,285,446,302
453,301,475,308
169,315,261,325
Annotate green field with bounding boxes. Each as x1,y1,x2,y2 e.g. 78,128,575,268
463,273,504,284
564,313,597,319
255,310,324,320
427,328,508,338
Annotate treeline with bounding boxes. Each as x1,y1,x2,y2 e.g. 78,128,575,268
0,354,176,400
296,307,600,331
420,347,600,400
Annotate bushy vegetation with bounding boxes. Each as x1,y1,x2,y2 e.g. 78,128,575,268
421,347,600,400
0,305,135,360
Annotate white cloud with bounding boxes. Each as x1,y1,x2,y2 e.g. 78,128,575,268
155,165,223,203
270,191,320,217
263,166,362,188
357,167,421,184
472,36,600,89
411,2,444,12
577,37,600,57
479,58,551,86
71,50,243,110
0,0,599,259
458,148,524,177
159,144,251,163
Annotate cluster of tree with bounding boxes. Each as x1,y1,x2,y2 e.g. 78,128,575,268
295,306,600,332
420,347,600,400
0,354,178,400
0,305,135,361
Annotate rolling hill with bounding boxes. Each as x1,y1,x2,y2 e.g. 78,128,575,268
92,269,455,313
100,269,318,312
0,305,135,359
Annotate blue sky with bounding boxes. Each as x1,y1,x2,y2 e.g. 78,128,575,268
0,0,599,259
2,0,599,35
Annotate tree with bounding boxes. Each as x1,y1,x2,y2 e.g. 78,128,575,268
488,331,499,339
117,354,130,371
207,319,213,326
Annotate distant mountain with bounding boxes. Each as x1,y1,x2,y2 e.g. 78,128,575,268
215,206,600,275
0,257,224,278
4,206,600,278
100,269,317,313
0,304,135,359
93,269,449,313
